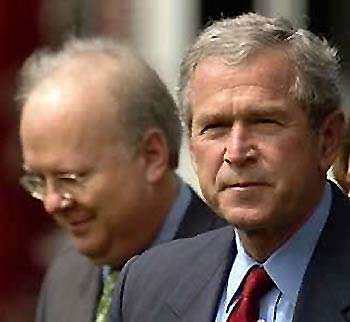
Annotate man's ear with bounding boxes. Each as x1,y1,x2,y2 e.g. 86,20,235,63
140,129,169,183
318,109,344,171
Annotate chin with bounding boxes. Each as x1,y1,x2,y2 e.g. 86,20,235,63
72,236,102,259
222,207,269,229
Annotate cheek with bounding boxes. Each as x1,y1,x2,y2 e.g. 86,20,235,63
261,134,311,171
262,138,320,203
75,175,122,220
192,142,223,182
191,141,224,207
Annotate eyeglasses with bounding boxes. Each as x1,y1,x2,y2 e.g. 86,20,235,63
20,173,87,201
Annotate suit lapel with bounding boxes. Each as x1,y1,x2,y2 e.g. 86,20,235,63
293,185,350,322
166,227,236,322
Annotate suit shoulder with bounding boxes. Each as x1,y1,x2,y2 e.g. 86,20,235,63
113,226,234,321
126,226,232,276
36,245,100,321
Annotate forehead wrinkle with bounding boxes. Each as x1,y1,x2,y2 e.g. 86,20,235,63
191,49,296,106
196,83,288,111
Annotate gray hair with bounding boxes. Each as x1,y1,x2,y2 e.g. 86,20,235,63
17,37,181,168
177,12,341,134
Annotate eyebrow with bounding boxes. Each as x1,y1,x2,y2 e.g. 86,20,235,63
194,102,287,122
194,112,226,124
246,108,288,119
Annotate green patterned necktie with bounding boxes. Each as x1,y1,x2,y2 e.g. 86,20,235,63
95,270,119,322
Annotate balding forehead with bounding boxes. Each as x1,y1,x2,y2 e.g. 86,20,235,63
21,60,121,127
20,67,123,168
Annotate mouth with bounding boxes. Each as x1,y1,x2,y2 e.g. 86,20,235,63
66,215,96,234
224,182,270,191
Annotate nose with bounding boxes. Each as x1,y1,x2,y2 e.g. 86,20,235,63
42,190,73,214
223,124,256,166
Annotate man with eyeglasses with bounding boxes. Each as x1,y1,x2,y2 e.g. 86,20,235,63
17,37,226,322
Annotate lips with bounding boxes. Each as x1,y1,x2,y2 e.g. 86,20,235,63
218,180,270,192
65,215,96,234
70,217,92,226
228,182,267,188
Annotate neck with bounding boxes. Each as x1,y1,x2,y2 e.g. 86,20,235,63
238,181,326,263
140,172,179,236
97,173,179,268
237,209,315,263
237,230,290,263
150,172,179,221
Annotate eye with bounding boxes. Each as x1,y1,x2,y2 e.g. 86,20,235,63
200,123,228,135
257,118,279,124
20,173,45,198
25,175,44,188
57,173,86,186
253,117,284,130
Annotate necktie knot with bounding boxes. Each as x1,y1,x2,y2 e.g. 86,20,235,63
227,266,273,322
102,270,118,295
242,266,273,300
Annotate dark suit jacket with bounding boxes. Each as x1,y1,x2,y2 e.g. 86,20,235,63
109,183,350,322
35,186,226,322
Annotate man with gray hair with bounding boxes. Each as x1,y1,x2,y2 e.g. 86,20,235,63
109,13,350,322
17,37,226,322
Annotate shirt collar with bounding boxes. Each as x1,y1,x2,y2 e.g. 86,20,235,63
226,235,256,310
265,182,332,306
